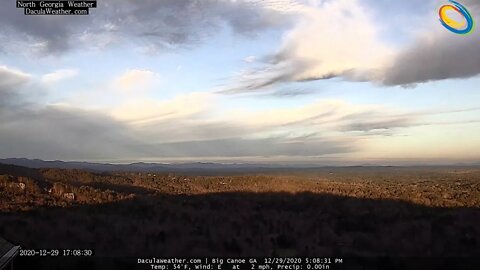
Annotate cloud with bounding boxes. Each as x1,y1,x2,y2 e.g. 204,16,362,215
0,66,31,91
0,105,140,160
220,0,480,91
0,74,415,161
7,119,351,160
110,92,213,125
221,0,392,93
243,56,257,63
41,69,79,85
0,65,32,106
113,69,160,94
382,31,480,86
380,0,480,87
1,1,479,162
227,99,379,128
0,0,291,55
2,78,476,161
266,88,317,98
343,118,414,132
0,102,356,160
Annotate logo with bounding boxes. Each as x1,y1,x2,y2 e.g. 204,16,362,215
439,0,474,34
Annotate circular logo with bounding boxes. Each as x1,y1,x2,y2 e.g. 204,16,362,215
439,0,475,35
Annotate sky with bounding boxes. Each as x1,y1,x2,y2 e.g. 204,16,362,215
1,0,480,165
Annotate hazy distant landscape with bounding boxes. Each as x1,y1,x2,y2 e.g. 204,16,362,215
1,161,479,269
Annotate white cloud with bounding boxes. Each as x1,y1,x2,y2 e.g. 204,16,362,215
243,56,257,63
285,0,392,81
41,69,78,85
113,69,160,94
249,0,306,13
110,92,214,125
78,31,118,51
220,99,408,136
222,0,393,93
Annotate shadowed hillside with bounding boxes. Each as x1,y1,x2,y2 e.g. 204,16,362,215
1,164,480,269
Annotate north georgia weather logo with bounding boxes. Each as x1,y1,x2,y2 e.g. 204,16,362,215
439,0,475,35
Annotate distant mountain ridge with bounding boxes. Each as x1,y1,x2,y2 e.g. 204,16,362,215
0,158,303,174
0,158,479,174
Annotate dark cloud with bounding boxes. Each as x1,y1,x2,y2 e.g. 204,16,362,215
383,32,480,86
343,118,413,132
340,107,480,134
218,59,316,94
0,0,289,54
0,7,87,53
382,0,480,86
267,88,317,97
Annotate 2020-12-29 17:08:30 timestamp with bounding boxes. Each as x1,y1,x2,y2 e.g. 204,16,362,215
19,248,94,257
